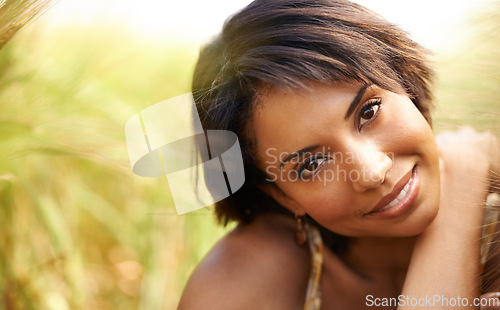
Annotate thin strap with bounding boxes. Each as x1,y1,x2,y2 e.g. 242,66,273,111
481,193,500,268
303,222,324,310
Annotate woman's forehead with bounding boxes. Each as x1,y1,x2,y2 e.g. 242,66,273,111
252,82,367,160
254,82,371,123
256,81,364,112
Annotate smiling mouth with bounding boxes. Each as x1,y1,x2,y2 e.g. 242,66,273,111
379,176,412,211
365,165,419,217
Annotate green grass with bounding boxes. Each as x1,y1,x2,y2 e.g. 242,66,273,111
0,24,232,310
0,4,499,310
432,4,500,136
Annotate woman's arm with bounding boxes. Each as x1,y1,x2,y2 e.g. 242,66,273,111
400,128,499,310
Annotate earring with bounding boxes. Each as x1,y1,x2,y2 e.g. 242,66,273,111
295,213,307,246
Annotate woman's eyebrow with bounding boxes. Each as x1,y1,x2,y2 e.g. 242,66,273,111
344,84,370,120
279,144,320,171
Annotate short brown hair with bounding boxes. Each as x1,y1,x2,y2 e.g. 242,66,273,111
192,0,434,229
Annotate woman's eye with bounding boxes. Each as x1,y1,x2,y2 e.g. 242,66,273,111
299,157,327,177
358,100,381,127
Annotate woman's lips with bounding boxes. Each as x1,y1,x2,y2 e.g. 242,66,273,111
365,166,419,218
379,180,411,211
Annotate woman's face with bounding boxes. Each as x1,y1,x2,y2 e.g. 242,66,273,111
253,82,440,237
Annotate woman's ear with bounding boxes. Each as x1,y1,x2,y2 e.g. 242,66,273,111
259,183,306,216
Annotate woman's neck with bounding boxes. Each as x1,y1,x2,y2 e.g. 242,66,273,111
342,235,417,286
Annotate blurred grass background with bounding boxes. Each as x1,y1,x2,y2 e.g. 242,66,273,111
0,1,498,310
0,17,233,310
433,3,500,135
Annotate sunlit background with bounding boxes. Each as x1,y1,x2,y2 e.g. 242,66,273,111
1,0,499,309
42,0,496,50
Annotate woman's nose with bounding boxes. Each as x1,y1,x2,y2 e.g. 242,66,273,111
349,147,393,192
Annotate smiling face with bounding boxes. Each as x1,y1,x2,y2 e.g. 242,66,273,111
253,82,440,237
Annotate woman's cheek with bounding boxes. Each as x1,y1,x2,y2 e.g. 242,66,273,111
299,187,349,220
387,99,436,153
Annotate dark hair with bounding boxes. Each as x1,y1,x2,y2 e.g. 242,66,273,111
192,0,434,248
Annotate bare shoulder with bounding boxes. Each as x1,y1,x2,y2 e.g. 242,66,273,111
178,213,311,310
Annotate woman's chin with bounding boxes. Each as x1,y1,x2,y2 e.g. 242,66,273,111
406,201,440,236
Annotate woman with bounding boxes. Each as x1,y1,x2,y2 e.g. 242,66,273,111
179,0,500,309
